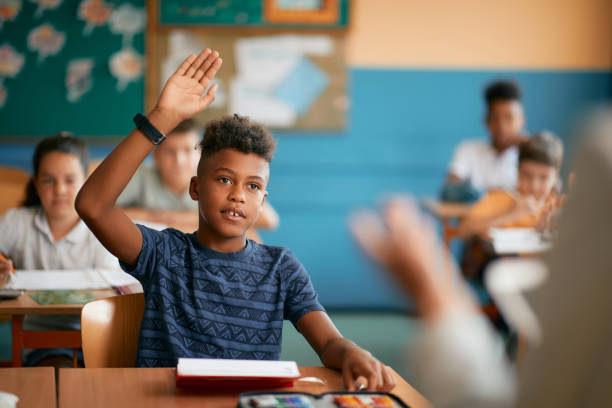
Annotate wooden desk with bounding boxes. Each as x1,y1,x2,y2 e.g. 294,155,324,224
0,367,56,408
0,290,116,367
58,367,431,408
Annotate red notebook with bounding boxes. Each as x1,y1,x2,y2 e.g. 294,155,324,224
175,358,301,388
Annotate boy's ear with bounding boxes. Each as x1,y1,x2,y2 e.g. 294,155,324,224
189,176,199,201
259,191,268,211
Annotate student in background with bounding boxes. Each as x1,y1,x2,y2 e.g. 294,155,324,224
0,133,117,367
457,132,564,281
351,109,612,408
458,131,564,237
117,118,279,239
442,80,527,202
76,49,395,391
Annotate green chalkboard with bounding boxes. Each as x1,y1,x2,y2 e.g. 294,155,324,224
0,0,145,139
159,0,348,28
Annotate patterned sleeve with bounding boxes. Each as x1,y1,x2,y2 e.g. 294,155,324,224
281,250,325,326
119,224,167,283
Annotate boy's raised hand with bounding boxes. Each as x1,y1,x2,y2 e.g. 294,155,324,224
153,49,222,129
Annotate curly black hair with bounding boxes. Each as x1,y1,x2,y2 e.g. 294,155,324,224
199,114,277,163
484,80,522,106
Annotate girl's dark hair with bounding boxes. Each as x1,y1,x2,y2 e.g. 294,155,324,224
22,132,89,207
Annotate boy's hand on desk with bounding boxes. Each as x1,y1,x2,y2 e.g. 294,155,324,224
342,347,395,392
150,48,223,131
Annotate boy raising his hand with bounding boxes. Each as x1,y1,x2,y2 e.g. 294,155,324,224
76,49,395,392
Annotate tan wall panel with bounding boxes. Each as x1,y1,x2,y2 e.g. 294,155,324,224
347,0,612,69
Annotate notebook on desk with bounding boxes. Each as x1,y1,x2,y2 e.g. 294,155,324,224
176,358,301,388
6,269,140,291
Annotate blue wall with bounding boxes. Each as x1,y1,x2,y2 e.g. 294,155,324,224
1,68,610,309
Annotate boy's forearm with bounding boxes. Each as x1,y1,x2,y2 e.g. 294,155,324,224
319,337,362,369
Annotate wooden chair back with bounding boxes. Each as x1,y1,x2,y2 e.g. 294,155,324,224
81,293,145,368
0,167,30,215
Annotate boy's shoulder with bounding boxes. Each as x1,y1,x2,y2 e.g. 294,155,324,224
139,225,299,265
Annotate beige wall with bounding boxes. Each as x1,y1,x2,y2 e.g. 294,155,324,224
346,0,612,69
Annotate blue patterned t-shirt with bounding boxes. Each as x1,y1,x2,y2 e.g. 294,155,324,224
120,225,325,367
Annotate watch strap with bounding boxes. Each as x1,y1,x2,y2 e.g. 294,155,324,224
133,113,167,145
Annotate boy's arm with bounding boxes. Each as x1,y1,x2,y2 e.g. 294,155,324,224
457,195,536,237
296,311,396,392
76,50,222,265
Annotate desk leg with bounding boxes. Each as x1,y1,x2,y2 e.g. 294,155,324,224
11,316,23,367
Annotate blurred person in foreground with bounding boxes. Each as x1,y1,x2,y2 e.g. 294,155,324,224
351,109,612,407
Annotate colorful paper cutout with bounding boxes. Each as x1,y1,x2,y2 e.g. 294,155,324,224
0,43,25,77
78,0,112,36
273,56,329,115
0,0,21,29
27,23,65,63
66,58,93,102
30,0,62,18
109,3,145,47
109,46,142,91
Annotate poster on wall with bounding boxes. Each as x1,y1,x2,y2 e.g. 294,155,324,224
158,31,347,131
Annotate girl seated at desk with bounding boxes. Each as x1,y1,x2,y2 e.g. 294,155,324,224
0,133,117,367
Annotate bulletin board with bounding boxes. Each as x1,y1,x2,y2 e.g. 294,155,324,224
0,0,146,140
146,0,349,131
151,31,347,130
159,0,349,28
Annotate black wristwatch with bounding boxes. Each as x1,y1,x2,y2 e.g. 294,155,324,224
133,113,167,145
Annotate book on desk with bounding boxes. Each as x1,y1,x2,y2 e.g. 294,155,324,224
176,358,301,388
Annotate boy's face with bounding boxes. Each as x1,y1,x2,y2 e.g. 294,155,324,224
517,160,558,201
486,100,525,151
154,130,200,193
190,148,269,247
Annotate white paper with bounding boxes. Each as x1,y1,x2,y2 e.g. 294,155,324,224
8,269,115,290
489,227,552,254
229,78,296,127
98,268,140,287
177,358,300,378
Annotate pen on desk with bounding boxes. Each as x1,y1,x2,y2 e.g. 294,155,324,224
0,253,16,274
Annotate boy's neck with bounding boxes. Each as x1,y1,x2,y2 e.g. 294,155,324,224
196,227,248,253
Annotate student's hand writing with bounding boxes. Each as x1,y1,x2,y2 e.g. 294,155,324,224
151,49,222,131
351,197,471,320
342,347,395,392
0,257,13,289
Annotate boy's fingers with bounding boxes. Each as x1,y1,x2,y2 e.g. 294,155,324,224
199,56,222,87
193,50,218,81
367,367,381,391
198,83,217,110
381,365,396,392
174,54,197,76
186,48,211,78
343,368,355,391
